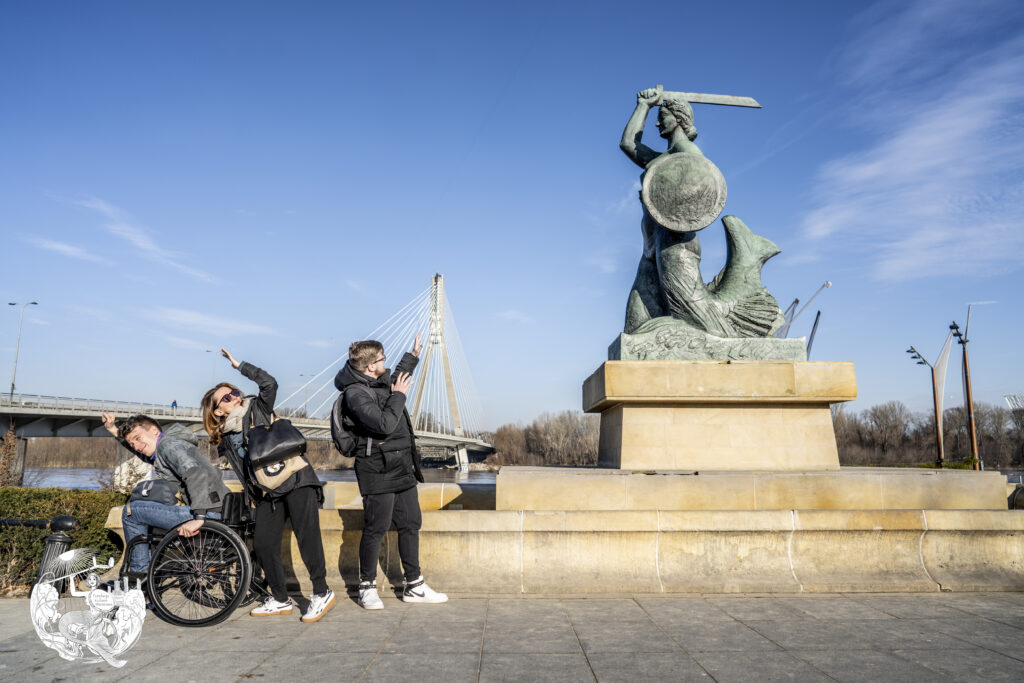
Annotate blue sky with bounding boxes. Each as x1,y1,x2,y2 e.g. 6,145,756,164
1,0,1022,428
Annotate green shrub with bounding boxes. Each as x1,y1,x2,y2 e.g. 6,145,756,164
0,487,127,591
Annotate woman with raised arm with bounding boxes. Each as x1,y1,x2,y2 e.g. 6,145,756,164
201,348,335,623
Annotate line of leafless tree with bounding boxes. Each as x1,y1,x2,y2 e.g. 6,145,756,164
486,402,1023,470
11,401,1022,474
486,411,600,467
833,400,1023,469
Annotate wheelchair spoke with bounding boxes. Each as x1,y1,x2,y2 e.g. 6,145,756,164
146,521,252,627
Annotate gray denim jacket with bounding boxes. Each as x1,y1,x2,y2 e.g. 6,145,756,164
123,423,229,517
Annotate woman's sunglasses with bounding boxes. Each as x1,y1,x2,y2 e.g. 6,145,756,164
219,389,241,404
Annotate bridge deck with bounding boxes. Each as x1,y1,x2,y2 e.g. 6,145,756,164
0,394,491,448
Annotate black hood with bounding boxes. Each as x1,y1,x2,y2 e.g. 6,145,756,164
335,360,391,391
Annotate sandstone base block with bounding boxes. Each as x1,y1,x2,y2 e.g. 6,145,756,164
583,360,857,471
226,479,495,510
495,467,1009,511
104,508,1024,594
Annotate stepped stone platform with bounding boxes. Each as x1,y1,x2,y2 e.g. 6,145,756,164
104,360,1020,596
106,507,1024,594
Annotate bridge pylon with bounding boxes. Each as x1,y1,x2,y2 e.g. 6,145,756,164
410,274,464,437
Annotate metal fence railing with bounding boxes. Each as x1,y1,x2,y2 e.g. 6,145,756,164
0,393,203,419
0,393,490,447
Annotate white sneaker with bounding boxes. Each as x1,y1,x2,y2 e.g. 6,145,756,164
301,589,336,623
358,581,384,610
250,597,293,617
402,576,447,603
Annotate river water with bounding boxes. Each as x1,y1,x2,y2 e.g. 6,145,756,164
24,467,496,489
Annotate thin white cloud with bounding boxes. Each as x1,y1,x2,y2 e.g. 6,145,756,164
165,335,207,351
607,180,642,214
67,305,114,322
586,251,619,274
801,3,1024,281
497,309,532,324
148,308,277,337
28,318,50,326
305,339,330,349
77,196,215,283
77,196,124,220
837,0,1015,89
28,238,109,264
345,279,364,292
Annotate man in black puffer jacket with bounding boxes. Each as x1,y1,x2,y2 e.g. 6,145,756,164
334,334,448,609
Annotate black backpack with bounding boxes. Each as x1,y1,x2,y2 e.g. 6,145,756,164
330,390,356,457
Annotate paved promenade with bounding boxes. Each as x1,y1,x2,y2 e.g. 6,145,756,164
2,592,1023,681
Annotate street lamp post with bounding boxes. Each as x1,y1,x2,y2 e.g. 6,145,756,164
8,301,38,402
906,345,944,468
951,309,980,470
205,350,215,385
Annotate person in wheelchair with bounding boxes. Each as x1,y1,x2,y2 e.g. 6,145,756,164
201,348,335,623
101,413,228,578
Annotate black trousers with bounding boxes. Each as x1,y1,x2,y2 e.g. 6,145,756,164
254,486,329,602
359,485,422,583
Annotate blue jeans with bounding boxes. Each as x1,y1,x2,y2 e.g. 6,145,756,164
122,501,220,573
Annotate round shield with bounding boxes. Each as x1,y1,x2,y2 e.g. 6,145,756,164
641,152,727,232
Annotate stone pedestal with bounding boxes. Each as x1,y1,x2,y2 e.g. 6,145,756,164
583,360,857,471
495,467,1009,511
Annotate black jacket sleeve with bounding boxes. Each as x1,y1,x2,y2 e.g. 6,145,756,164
239,361,277,412
344,385,408,439
394,352,419,378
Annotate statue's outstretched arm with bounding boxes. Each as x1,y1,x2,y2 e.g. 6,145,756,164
620,87,662,169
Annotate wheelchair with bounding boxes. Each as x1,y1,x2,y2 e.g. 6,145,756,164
119,515,269,628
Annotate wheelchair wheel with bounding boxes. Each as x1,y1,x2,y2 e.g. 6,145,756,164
146,520,252,627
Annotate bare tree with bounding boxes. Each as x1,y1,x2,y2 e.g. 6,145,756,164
864,401,912,455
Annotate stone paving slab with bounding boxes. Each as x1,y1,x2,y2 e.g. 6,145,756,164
1,593,1023,681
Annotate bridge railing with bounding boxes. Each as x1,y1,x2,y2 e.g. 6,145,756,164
0,393,491,448
0,393,203,419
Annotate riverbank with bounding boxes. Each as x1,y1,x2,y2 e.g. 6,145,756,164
2,592,1023,681
17,436,356,470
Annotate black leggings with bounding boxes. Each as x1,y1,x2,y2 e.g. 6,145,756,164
360,486,422,583
253,486,329,602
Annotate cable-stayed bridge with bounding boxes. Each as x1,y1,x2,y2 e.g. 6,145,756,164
0,274,491,455
275,274,486,441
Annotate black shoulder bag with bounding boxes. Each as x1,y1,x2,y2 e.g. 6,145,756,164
247,413,307,468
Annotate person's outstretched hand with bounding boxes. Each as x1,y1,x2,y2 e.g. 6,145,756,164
392,372,413,395
101,412,118,437
412,333,424,357
221,348,241,369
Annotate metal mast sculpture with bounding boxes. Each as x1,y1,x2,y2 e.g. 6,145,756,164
907,330,954,468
